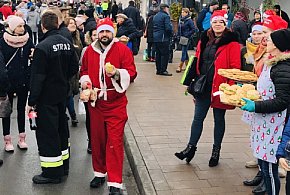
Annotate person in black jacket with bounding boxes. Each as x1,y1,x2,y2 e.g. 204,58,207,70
123,0,142,30
144,10,157,62
111,1,118,22
0,50,9,167
241,29,290,195
83,8,96,34
0,15,34,153
153,3,173,76
274,5,290,28
116,13,140,55
27,12,79,184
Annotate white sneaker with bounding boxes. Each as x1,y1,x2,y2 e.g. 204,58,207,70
279,167,286,178
245,160,258,168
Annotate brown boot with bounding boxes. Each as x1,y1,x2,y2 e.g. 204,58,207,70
184,60,189,69
176,62,184,73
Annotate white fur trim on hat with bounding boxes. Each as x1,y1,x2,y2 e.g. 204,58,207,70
96,24,114,35
211,14,228,23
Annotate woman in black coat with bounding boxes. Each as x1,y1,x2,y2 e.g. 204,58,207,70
0,16,34,152
116,13,140,55
144,10,157,61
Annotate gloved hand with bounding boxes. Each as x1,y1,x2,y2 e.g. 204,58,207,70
237,83,243,87
241,98,255,112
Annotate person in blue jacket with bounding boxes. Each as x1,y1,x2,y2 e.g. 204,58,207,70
196,0,219,32
153,3,173,76
277,118,290,194
176,8,195,73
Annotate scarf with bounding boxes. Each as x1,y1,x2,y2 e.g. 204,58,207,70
244,41,259,64
253,38,267,76
3,31,29,48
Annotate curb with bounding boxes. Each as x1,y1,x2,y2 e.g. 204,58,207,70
124,123,157,195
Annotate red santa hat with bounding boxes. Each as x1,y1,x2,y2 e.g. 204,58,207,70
263,15,287,31
263,10,276,19
96,18,115,35
211,10,228,24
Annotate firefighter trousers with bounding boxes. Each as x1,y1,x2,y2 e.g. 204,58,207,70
35,101,69,179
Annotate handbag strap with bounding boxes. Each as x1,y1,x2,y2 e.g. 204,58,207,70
204,50,221,76
6,48,19,67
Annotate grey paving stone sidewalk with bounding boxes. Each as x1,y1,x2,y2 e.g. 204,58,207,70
125,48,286,195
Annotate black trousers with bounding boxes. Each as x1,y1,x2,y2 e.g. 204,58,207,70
155,42,170,74
2,86,28,136
84,102,91,144
287,172,290,195
35,101,69,178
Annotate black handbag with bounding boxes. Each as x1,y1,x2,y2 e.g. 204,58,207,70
0,96,12,118
188,52,221,96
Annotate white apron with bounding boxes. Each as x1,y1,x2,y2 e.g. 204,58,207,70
250,64,286,163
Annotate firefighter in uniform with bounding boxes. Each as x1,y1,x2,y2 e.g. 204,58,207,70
27,12,79,184
80,18,137,194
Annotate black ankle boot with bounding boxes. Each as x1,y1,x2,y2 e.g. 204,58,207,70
252,178,266,194
209,145,221,167
175,144,197,163
243,171,263,186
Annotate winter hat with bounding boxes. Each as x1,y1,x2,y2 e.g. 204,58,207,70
116,13,128,19
263,15,287,31
6,15,25,32
209,0,219,6
251,25,263,33
270,29,290,52
75,15,86,27
211,10,228,24
263,10,276,19
96,18,114,35
84,8,94,18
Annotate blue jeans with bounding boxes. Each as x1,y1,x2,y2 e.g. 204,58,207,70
147,42,156,59
66,95,76,119
189,92,226,147
258,159,280,195
181,45,189,62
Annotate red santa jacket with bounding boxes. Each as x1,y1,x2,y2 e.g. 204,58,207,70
80,38,137,102
195,30,241,109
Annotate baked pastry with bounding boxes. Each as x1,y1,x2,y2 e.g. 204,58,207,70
242,84,256,91
105,62,115,74
224,85,237,95
80,89,91,102
219,83,230,92
228,95,241,105
247,90,260,100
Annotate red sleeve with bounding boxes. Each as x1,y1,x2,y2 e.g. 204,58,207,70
228,42,241,85
80,47,89,77
121,46,137,82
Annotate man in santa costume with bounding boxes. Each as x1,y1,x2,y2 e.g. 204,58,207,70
80,18,137,195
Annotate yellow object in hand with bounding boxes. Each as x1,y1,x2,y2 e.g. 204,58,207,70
105,62,115,74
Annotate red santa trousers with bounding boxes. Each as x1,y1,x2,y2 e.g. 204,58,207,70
89,96,128,188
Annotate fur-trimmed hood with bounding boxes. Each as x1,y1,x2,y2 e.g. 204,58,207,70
199,29,239,54
265,52,290,66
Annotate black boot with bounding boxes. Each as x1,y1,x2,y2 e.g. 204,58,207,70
209,145,221,167
87,140,92,154
174,144,197,163
243,171,263,186
252,178,266,194
0,159,3,166
90,177,105,188
32,174,61,184
109,186,123,195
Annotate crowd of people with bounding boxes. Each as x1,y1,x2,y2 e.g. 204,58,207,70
0,0,290,195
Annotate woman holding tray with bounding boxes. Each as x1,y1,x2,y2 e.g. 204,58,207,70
175,10,241,167
241,28,290,195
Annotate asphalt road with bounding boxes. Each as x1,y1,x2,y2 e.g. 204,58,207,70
0,99,139,195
